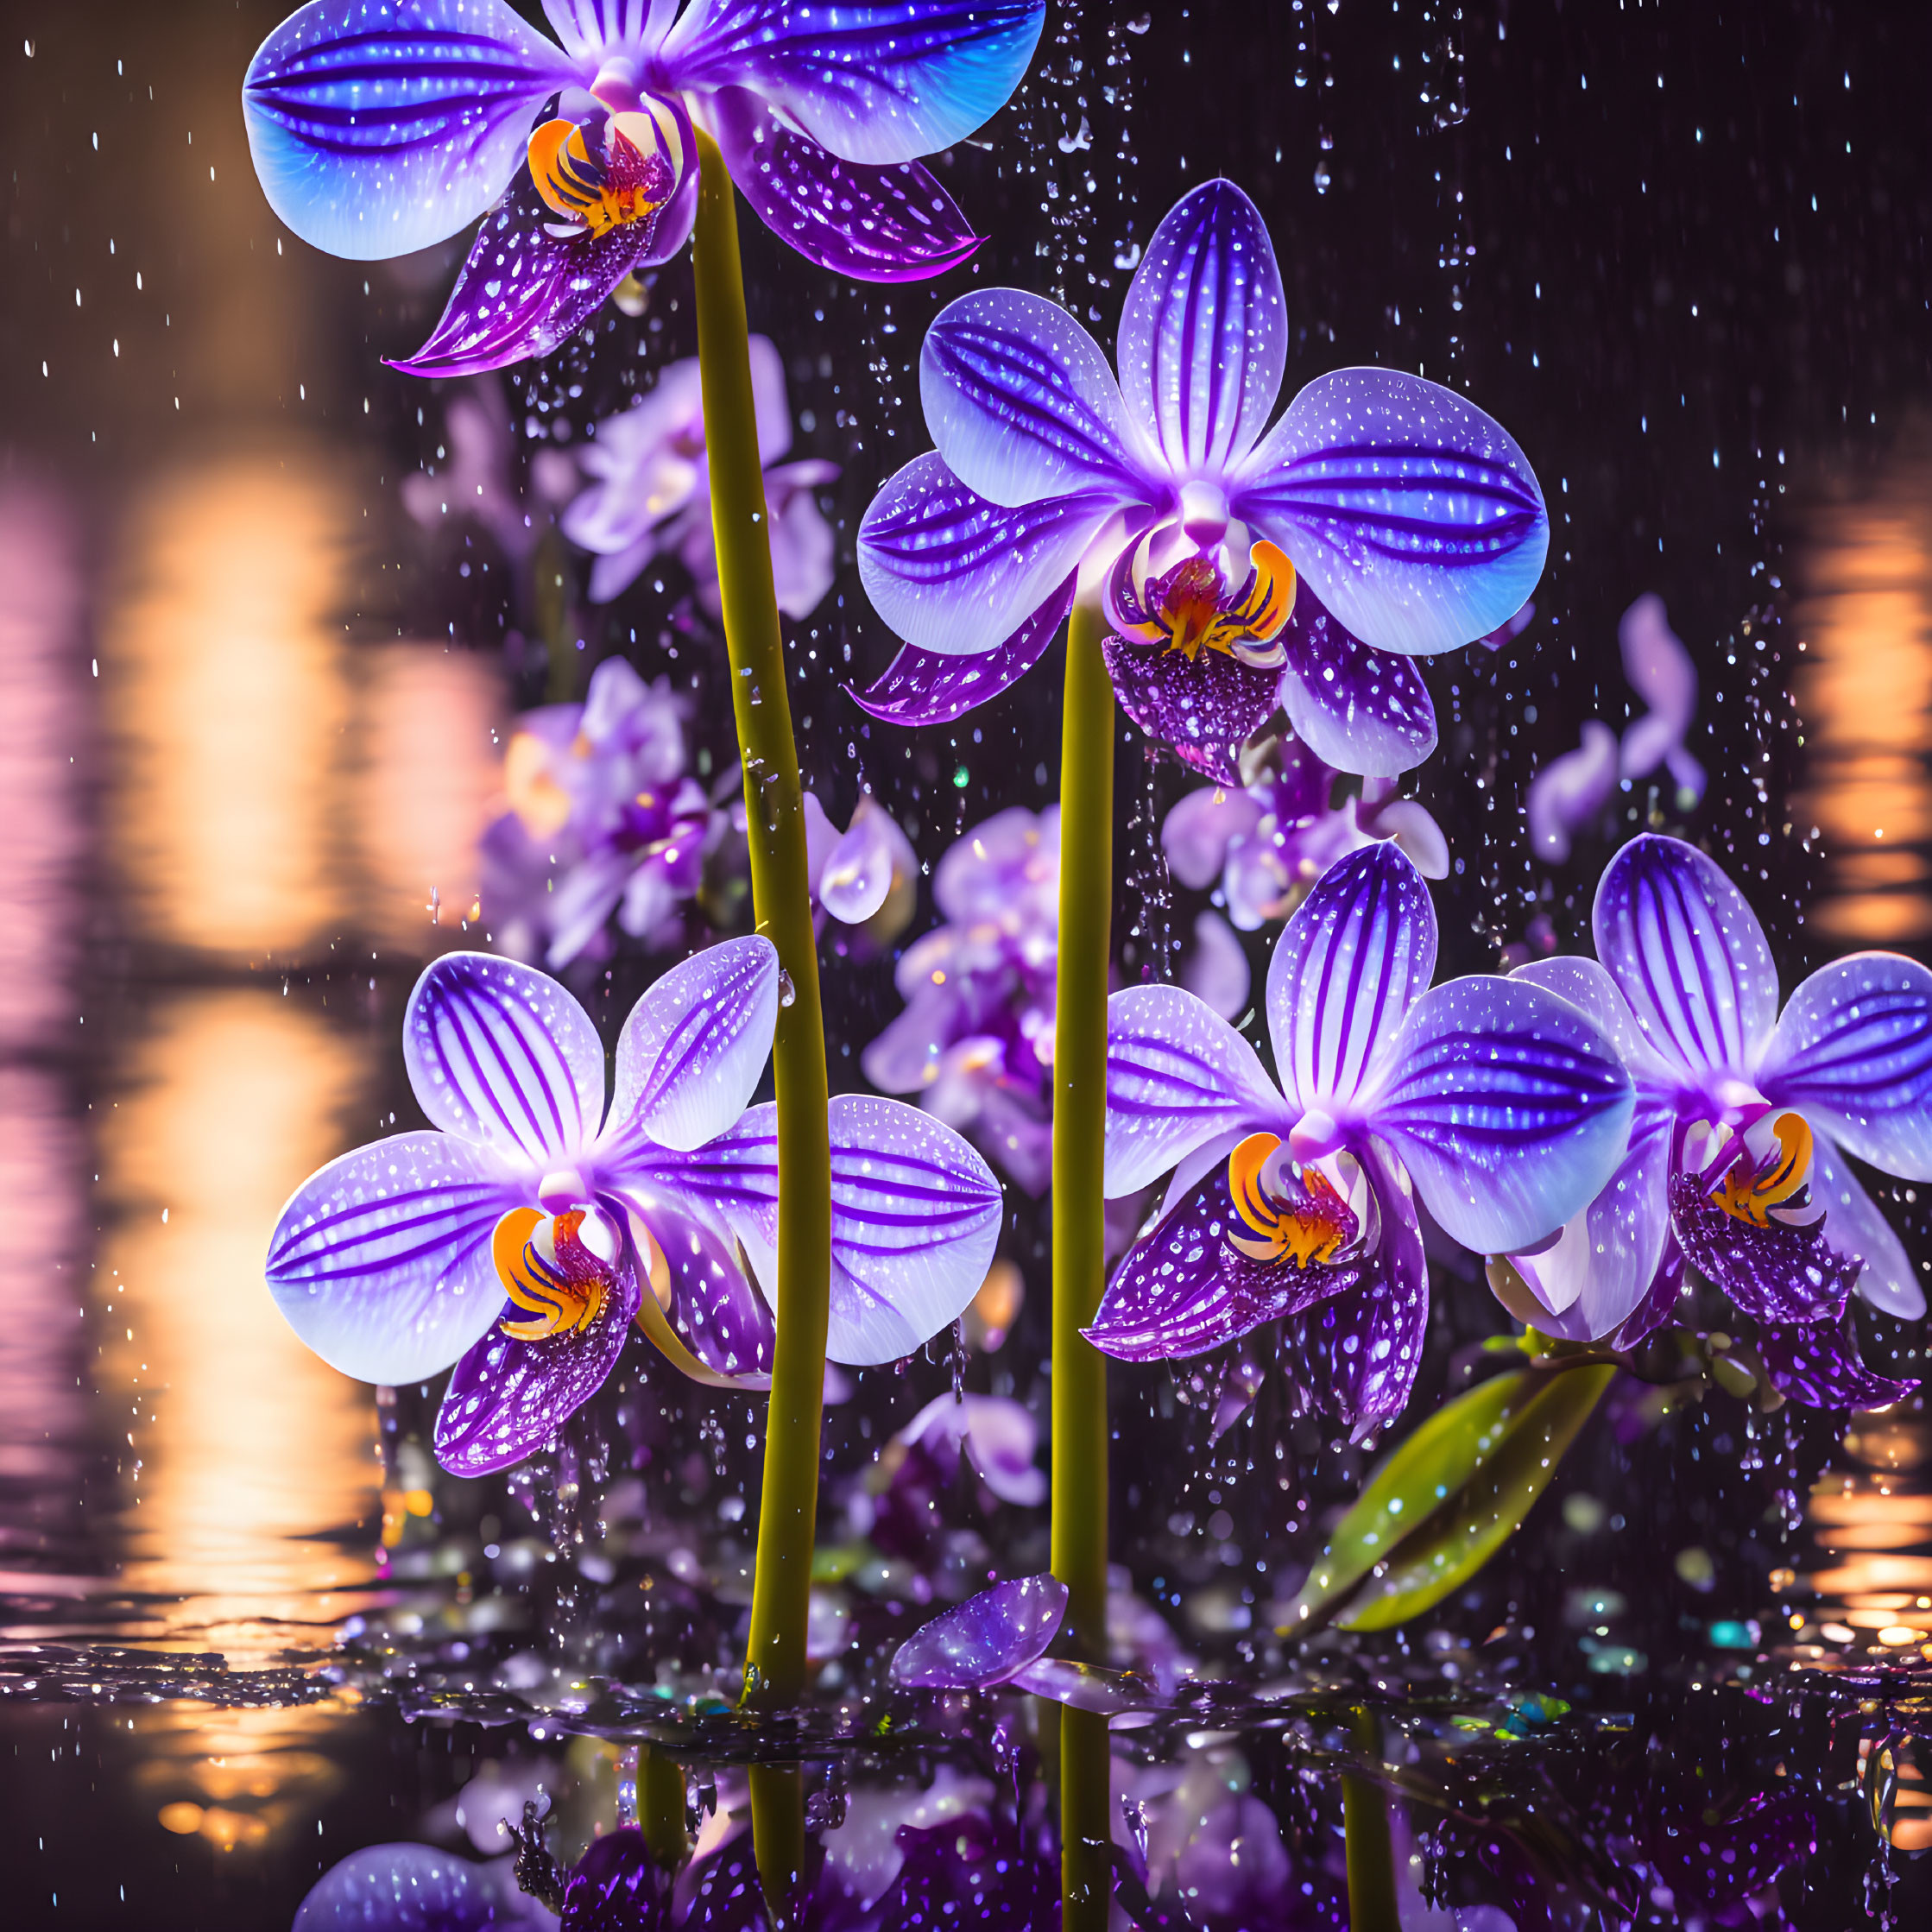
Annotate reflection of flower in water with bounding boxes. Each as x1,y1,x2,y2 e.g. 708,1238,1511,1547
561,338,838,615
864,805,1246,1194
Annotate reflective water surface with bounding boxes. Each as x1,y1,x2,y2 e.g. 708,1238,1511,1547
5,3,1932,1927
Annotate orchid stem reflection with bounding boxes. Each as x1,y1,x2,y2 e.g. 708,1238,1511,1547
1345,1708,1401,1932
691,126,834,1714
1051,600,1115,1926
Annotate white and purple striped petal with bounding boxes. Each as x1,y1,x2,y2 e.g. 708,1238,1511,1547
645,1203,776,1380
266,1131,515,1385
1760,953,1932,1180
1806,1133,1928,1319
404,952,606,1169
243,0,578,261
432,1241,642,1475
606,936,778,1154
1103,984,1284,1198
1266,842,1438,1117
1276,580,1439,779
857,451,1121,658
660,0,1047,166
543,0,668,60
704,86,981,281
1594,834,1781,1083
1234,367,1548,658
921,288,1148,507
1367,974,1634,1254
851,573,1076,727
1115,179,1287,477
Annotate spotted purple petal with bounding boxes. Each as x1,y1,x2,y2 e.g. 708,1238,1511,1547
1760,952,1932,1180
1276,579,1438,778
1666,1168,1859,1326
1102,633,1280,786
888,1573,1067,1689
1235,367,1549,659
266,1132,517,1386
558,1826,669,1930
1753,1316,1915,1411
1808,1133,1927,1318
388,164,658,377
661,0,1047,166
1115,178,1287,475
1277,1148,1428,1436
850,573,1075,726
432,1241,642,1476
606,937,778,1154
293,1840,546,1929
403,952,606,1169
1085,1163,1360,1361
243,0,578,261
1593,835,1780,1082
921,287,1148,506
1103,983,1284,1198
705,85,981,281
1646,1793,1819,1914
642,1203,775,1380
1266,841,1438,1116
1371,974,1635,1255
857,451,1120,659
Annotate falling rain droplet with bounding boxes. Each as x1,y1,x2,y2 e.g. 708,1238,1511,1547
777,970,796,1009
950,1318,968,1401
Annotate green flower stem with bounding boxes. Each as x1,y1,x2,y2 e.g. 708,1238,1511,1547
750,1763,806,1929
1344,1708,1400,1932
1051,600,1114,1928
639,1746,689,1872
690,125,833,1713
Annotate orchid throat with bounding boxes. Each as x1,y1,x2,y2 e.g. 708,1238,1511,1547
1107,521,1296,668
527,95,685,242
1226,1131,1363,1268
493,1203,623,1342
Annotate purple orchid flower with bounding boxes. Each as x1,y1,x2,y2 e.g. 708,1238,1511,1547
1498,834,1928,1407
1092,842,1633,1435
561,335,838,609
1164,739,1449,931
265,939,1002,1475
1527,592,1707,863
862,805,1247,1195
244,1,1046,375
854,176,1546,782
480,656,725,969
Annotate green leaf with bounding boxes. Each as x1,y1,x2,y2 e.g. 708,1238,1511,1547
1338,1364,1615,1631
1287,1368,1541,1629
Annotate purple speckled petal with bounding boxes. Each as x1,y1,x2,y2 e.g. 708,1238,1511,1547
266,1132,517,1386
1753,1316,1915,1411
403,952,606,1168
606,937,778,1154
1371,974,1634,1255
1102,634,1279,786
1612,1236,1689,1351
1278,1146,1428,1436
1760,952,1932,1180
1266,842,1437,1116
1526,721,1620,865
388,164,655,377
243,0,578,262
1807,1134,1927,1318
293,1840,546,1929
1104,984,1283,1197
1594,835,1780,1082
857,451,1119,659
706,86,980,281
661,0,1047,166
432,1234,642,1476
851,573,1074,726
922,287,1147,506
1116,179,1286,474
1085,1162,1359,1361
1276,579,1438,778
888,1573,1067,1689
558,1826,669,1930
1235,366,1549,658
642,1203,775,1380
1647,1794,1819,1914
1667,1168,1859,1325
